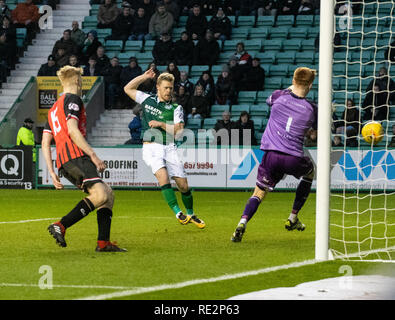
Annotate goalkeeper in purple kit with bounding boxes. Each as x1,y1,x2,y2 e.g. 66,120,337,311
231,67,318,242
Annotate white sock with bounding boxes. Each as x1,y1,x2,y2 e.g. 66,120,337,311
288,213,298,223
239,218,247,225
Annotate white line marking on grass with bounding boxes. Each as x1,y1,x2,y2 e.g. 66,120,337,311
76,259,319,300
0,217,60,224
0,283,141,290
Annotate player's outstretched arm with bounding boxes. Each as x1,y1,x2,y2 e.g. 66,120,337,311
67,118,106,172
124,68,156,101
41,132,64,190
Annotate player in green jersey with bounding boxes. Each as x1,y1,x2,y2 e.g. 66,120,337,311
124,69,205,228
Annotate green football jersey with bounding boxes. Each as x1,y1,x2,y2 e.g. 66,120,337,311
135,91,184,145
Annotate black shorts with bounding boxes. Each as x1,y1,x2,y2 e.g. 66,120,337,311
59,156,102,193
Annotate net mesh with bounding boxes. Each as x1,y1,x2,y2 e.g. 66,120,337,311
330,0,395,261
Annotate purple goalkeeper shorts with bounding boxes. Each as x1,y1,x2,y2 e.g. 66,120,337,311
256,150,314,191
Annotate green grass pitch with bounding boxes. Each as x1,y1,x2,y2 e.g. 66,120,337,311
0,189,394,300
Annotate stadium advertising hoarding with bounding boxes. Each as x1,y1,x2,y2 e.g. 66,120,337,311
38,147,395,190
0,146,33,189
36,76,97,125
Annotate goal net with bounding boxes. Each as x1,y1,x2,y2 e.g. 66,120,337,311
329,0,395,261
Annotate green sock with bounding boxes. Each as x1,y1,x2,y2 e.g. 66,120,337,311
181,190,194,216
161,184,182,215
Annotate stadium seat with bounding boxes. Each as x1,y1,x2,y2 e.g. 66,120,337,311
178,15,188,27
377,2,393,16
223,40,241,52
135,52,153,64
256,52,276,64
262,39,282,52
202,118,218,129
186,118,202,130
190,65,210,77
171,27,184,39
211,65,223,78
282,39,302,52
260,64,271,76
82,16,98,29
248,27,269,40
307,27,320,39
196,130,215,145
178,65,189,73
256,16,275,27
143,40,155,52
231,27,249,40
256,91,272,103
236,16,255,28
124,40,143,53
295,15,314,27
269,27,289,39
237,91,257,105
276,15,295,27
269,65,289,77
288,27,308,39
244,39,263,52
231,104,250,115
295,52,315,65
117,52,131,65
15,28,26,48
96,28,112,39
252,118,263,131
105,40,123,52
265,77,282,90
276,52,295,66
255,131,263,142
250,104,270,119
210,105,230,118
301,39,317,52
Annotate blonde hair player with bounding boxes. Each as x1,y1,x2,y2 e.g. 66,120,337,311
42,66,126,252
124,69,206,228
231,67,318,242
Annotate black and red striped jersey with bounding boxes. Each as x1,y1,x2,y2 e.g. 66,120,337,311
44,93,87,169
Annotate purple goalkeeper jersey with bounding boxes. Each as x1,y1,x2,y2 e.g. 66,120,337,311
260,89,318,157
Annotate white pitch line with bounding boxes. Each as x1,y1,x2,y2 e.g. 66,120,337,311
76,259,320,300
0,217,60,224
0,283,141,290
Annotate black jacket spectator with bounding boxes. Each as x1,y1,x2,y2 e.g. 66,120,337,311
152,33,174,66
196,70,216,105
214,111,235,145
82,30,102,64
0,1,12,24
186,84,210,119
213,0,240,16
362,85,389,122
297,0,315,15
37,55,58,76
174,32,194,66
120,57,143,88
208,8,232,41
244,58,265,91
186,5,208,40
130,7,150,40
366,67,395,105
109,7,134,42
278,0,301,15
138,0,156,18
233,111,257,146
239,0,256,15
193,30,220,66
83,56,101,76
93,47,110,72
215,68,236,105
101,58,123,86
52,30,78,58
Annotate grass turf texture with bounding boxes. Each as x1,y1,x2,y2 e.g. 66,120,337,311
0,189,394,300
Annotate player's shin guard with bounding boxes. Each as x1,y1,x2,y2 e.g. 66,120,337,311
292,177,313,215
97,207,112,242
60,198,94,229
181,190,194,216
161,184,182,215
241,196,261,222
